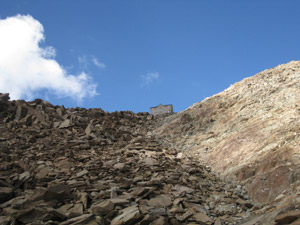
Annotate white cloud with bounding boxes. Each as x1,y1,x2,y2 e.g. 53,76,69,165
92,56,106,69
141,72,160,86
78,55,106,69
0,14,98,101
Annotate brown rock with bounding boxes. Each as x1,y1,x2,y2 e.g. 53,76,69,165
18,171,31,183
176,209,194,222
76,170,89,177
35,167,51,179
15,105,27,120
169,207,185,214
0,187,13,203
42,184,71,202
0,196,26,209
2,207,19,216
173,198,184,205
60,214,96,225
113,163,125,170
123,134,133,141
103,159,118,168
56,107,65,117
67,179,86,188
85,124,95,136
43,207,67,221
111,205,142,225
68,203,84,218
17,208,44,224
274,210,300,224
173,185,195,194
152,216,169,225
214,218,223,225
169,218,182,225
194,212,213,224
148,194,172,207
0,216,11,225
143,158,158,166
91,200,114,215
80,192,89,209
0,93,9,103
55,159,75,171
111,187,118,198
57,203,74,216
290,218,300,225
59,119,72,128
110,198,129,206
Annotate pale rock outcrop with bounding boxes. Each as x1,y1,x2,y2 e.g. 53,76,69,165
154,60,300,204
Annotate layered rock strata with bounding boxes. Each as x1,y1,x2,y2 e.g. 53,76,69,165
154,61,300,206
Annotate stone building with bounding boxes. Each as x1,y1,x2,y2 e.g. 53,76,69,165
150,104,174,116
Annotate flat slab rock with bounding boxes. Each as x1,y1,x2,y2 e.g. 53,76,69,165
148,194,172,207
111,205,141,225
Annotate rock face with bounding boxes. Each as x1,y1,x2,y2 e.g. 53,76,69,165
154,60,300,204
0,94,255,224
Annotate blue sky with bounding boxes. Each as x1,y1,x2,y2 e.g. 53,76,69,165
1,1,300,113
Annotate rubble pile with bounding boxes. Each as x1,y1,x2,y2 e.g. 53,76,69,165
0,93,256,225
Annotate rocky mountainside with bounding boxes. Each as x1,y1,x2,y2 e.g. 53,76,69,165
2,61,300,225
0,94,257,225
154,60,300,206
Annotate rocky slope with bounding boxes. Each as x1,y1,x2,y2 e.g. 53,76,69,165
154,60,300,206
0,94,256,225
2,60,300,224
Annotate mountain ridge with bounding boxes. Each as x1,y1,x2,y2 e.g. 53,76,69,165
154,60,300,204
